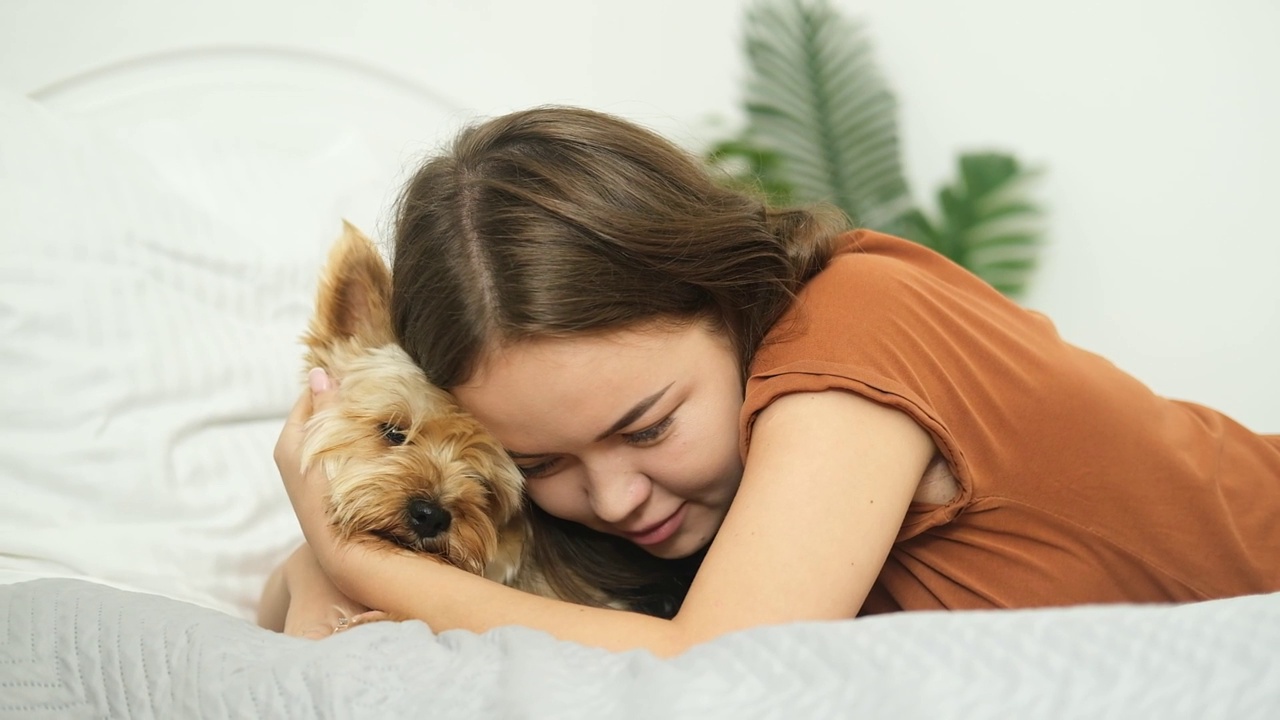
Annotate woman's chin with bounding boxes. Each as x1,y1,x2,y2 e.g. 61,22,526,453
638,525,714,560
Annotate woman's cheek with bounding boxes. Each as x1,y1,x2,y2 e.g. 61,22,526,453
525,473,588,524
665,417,740,498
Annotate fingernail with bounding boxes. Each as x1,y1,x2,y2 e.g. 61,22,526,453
308,367,331,393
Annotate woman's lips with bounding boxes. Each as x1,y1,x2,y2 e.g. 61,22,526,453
624,504,686,546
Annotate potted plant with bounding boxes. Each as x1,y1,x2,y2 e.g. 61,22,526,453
709,0,1044,298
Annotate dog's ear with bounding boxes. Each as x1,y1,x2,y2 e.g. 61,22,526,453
307,221,396,350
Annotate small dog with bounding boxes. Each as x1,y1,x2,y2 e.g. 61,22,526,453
298,222,534,591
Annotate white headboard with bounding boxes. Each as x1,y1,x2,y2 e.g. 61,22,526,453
0,10,477,619
32,44,457,140
22,43,464,234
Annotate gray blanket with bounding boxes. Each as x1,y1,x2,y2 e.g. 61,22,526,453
2,578,1278,719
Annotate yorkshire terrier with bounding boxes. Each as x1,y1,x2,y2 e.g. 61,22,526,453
297,222,542,621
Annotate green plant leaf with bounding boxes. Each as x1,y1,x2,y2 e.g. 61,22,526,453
916,152,1044,297
705,138,796,206
737,0,913,230
705,0,1048,299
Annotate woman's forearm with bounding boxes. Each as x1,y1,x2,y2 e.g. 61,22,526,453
333,547,691,657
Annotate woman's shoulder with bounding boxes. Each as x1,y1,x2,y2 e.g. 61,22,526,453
810,229,998,305
759,229,1049,369
740,228,1076,512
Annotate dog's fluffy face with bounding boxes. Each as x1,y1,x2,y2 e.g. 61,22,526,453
297,223,525,576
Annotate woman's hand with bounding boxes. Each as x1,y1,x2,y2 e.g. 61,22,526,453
274,369,355,574
258,543,370,639
274,368,334,550
273,368,392,604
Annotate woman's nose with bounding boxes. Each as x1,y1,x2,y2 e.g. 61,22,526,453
583,460,651,525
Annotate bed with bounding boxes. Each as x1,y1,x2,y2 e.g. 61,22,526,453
2,4,1279,718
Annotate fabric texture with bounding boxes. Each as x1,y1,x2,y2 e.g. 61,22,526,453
0,91,389,619
3,578,1279,720
741,230,1280,613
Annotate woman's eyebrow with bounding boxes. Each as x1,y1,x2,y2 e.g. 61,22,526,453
594,383,674,442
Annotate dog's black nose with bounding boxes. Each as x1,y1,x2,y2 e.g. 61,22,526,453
406,498,452,539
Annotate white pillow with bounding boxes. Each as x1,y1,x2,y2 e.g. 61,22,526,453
0,92,394,619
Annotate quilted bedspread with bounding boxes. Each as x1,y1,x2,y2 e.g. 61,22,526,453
2,578,1278,719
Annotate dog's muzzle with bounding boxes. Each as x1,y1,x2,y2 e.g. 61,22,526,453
406,498,452,539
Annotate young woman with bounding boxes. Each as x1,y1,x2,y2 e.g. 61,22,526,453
264,106,1280,656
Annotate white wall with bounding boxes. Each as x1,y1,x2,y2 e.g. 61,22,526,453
852,0,1280,434
4,0,1277,430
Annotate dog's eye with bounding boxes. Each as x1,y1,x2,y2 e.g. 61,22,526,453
379,422,408,446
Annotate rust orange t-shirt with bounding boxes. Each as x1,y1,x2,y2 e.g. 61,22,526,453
740,230,1280,614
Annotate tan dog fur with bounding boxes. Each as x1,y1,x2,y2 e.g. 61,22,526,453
298,222,532,587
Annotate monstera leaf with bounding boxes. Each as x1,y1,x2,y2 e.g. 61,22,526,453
710,0,1045,298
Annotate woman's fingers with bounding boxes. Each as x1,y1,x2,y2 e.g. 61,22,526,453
273,388,313,473
276,367,338,497
273,368,336,476
340,610,395,630
276,543,371,640
274,367,351,570
284,602,358,640
308,366,333,395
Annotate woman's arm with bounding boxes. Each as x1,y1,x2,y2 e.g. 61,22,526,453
257,542,370,639
277,381,933,656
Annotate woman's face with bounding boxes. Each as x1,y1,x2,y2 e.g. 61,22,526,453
452,320,744,560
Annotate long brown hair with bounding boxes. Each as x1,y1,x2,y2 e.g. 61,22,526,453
390,106,848,615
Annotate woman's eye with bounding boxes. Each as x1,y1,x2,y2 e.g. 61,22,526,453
516,457,561,480
623,416,674,446
379,422,408,446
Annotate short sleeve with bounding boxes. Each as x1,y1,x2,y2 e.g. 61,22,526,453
740,231,1064,540
740,232,1280,610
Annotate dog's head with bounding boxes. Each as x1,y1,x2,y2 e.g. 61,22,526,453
299,222,525,575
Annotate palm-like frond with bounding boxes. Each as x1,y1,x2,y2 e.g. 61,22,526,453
737,0,913,230
705,138,795,207
905,153,1043,297
707,0,1047,298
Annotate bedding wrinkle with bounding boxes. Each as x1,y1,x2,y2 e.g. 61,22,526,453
1,92,367,622
111,604,137,720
